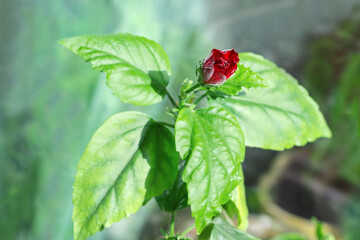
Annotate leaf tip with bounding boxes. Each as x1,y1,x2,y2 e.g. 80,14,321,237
58,38,70,48
58,36,80,52
323,126,332,138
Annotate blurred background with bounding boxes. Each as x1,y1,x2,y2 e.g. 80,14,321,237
0,0,359,239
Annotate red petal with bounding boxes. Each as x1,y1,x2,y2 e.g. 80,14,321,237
204,71,226,85
202,48,239,84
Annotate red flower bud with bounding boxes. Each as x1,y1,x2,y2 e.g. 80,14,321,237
202,49,239,85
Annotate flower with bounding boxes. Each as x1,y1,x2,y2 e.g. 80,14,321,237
201,49,239,85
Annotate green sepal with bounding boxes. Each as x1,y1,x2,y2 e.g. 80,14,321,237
218,63,268,95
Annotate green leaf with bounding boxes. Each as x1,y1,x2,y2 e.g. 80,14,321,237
209,52,331,150
210,218,260,240
142,122,179,203
59,33,171,106
270,233,308,240
218,63,268,95
312,217,335,240
156,160,189,212
223,167,249,230
175,106,245,233
73,112,178,240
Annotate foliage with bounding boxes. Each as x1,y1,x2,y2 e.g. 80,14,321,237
342,195,360,240
270,233,308,240
60,33,330,239
304,8,360,184
312,217,335,240
209,53,331,150
223,168,249,230
209,218,259,240
72,112,178,240
175,106,245,233
59,34,172,106
269,218,335,240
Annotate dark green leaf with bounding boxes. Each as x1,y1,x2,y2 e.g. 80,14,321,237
73,112,178,240
175,106,245,233
210,52,331,150
218,63,268,95
156,160,189,212
142,122,179,203
210,218,259,240
59,33,171,105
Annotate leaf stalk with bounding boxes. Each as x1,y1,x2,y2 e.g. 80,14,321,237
166,89,179,108
170,211,176,236
185,83,201,94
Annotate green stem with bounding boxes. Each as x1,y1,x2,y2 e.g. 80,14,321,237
194,92,208,105
221,208,235,227
170,211,176,236
166,89,178,108
185,83,201,94
181,224,196,236
158,121,175,128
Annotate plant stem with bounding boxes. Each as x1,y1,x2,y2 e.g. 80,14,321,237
170,211,176,236
181,224,196,236
158,121,175,128
194,92,208,105
185,83,201,94
221,209,235,227
166,89,179,108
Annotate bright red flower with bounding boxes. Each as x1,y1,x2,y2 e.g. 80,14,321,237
201,49,239,85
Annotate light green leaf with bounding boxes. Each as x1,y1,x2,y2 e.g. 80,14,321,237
59,33,171,105
73,112,178,240
270,233,308,240
312,217,335,240
210,52,331,150
223,167,249,230
175,106,245,233
210,218,260,240
218,63,268,95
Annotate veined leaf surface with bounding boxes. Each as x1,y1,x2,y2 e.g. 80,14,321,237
223,167,249,230
210,218,259,240
218,63,268,95
210,52,331,150
175,106,245,233
73,112,178,240
59,33,171,105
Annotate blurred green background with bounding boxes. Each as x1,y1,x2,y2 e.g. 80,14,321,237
0,0,359,239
